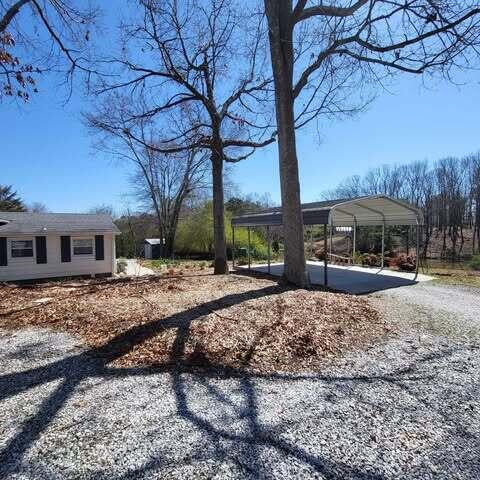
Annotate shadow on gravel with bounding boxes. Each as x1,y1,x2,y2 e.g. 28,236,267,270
0,280,478,479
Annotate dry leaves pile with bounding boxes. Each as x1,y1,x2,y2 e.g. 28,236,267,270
0,272,386,373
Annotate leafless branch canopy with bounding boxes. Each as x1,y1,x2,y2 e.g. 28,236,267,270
95,0,277,163
287,0,480,130
85,95,210,257
1,0,100,101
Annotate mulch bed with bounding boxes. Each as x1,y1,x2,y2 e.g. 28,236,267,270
0,271,386,373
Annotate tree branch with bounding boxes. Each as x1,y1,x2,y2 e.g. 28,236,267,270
0,0,30,33
295,0,369,23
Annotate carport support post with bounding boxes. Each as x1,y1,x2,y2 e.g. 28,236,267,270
231,226,235,269
267,225,271,274
353,218,357,262
381,221,385,269
323,224,328,286
247,227,251,271
329,220,333,260
415,221,420,279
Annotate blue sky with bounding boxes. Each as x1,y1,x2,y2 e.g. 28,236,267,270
1,4,479,214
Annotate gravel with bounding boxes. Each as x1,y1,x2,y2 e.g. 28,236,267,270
1,282,480,479
370,282,480,338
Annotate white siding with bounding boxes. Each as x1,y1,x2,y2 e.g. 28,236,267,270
0,233,115,282
144,243,152,259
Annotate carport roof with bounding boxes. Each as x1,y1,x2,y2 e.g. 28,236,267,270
231,195,423,227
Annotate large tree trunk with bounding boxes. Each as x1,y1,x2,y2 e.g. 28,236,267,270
162,229,174,259
264,0,308,287
211,147,228,274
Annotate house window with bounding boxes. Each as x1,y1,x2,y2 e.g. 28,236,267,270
73,238,93,255
11,240,34,258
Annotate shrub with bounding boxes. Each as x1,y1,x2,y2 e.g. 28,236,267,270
395,254,416,271
271,239,280,254
236,256,248,266
234,244,268,261
352,252,364,265
362,253,379,267
384,256,396,267
469,255,480,271
314,247,325,261
147,258,181,269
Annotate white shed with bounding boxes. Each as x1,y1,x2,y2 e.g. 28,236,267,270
0,212,120,282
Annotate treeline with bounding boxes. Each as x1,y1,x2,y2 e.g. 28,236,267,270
328,152,480,259
115,195,273,260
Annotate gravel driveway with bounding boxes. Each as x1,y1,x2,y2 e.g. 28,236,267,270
1,282,479,479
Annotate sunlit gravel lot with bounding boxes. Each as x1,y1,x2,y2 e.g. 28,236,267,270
1,282,479,479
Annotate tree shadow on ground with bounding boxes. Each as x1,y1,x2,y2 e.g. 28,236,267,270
0,278,478,479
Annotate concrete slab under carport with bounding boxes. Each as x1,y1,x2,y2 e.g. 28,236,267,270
236,261,433,295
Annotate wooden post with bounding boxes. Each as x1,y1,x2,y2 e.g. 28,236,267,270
267,225,271,274
324,224,328,286
247,227,251,271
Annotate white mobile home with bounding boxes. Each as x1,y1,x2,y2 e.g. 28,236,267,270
0,212,120,282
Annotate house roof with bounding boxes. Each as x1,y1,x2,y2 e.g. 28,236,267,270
144,238,161,245
0,212,121,235
231,195,423,227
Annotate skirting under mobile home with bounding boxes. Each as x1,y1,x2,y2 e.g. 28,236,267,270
0,212,120,282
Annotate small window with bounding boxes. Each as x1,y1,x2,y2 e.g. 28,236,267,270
11,240,34,258
73,238,93,255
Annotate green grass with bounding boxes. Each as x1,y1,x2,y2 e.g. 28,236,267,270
419,259,480,287
469,255,480,271
430,273,480,287
142,258,209,271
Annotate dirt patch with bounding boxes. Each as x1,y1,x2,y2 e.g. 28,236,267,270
0,273,385,373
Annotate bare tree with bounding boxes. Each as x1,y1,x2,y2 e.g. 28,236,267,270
27,201,48,212
88,204,115,217
264,0,480,285
132,148,209,258
86,102,209,259
0,0,98,101
94,0,277,274
465,153,480,253
328,152,480,260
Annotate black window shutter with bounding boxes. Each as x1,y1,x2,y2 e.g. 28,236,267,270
0,237,7,266
61,236,71,263
35,236,47,264
95,235,104,261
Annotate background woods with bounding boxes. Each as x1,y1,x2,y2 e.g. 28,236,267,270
328,152,480,260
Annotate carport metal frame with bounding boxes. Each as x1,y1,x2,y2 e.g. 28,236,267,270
231,195,423,285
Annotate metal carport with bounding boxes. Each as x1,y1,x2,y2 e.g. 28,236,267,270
231,195,423,286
